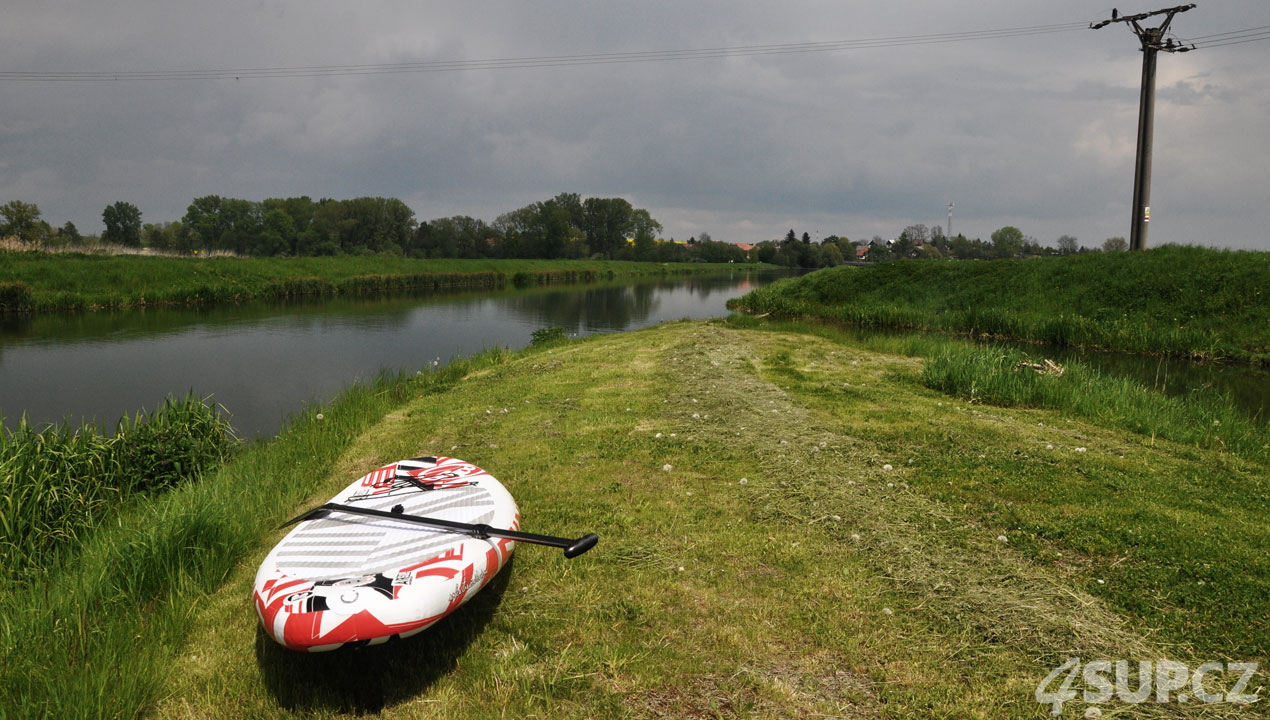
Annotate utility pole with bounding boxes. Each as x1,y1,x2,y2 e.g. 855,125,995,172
1091,5,1195,251
946,201,954,238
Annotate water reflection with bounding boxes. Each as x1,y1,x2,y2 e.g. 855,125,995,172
0,272,780,438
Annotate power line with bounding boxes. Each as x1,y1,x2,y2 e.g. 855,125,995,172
0,21,1088,83
1190,31,1270,50
1180,23,1270,41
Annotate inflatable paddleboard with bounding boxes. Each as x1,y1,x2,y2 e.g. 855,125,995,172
254,456,522,652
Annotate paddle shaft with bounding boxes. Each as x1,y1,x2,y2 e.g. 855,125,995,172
281,502,598,558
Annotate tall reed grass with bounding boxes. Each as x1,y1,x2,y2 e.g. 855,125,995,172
921,344,1270,463
0,253,740,314
730,245,1270,364
0,394,235,581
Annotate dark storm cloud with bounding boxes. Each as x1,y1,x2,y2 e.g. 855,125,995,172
1,1,1267,250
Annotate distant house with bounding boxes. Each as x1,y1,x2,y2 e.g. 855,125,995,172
855,246,869,259
735,243,755,252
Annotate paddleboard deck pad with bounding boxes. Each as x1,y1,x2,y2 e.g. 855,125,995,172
254,456,519,652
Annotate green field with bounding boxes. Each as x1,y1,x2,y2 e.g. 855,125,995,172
3,320,1265,718
0,253,749,313
729,245,1270,365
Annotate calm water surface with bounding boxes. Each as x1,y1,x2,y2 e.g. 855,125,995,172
3,269,1264,439
0,272,779,438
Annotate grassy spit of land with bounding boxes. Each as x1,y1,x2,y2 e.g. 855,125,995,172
0,253,757,313
4,320,1266,718
728,245,1270,365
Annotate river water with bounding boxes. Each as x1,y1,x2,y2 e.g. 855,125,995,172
0,272,781,438
2,269,1264,439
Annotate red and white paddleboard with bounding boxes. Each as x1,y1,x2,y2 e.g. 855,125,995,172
254,456,520,652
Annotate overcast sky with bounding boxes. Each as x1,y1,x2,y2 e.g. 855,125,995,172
2,1,1268,251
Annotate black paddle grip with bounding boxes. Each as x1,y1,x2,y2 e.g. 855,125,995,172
564,533,599,559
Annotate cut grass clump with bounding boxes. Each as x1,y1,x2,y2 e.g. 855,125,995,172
0,394,235,581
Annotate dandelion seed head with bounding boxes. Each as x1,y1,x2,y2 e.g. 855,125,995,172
315,413,324,421
882,464,893,471
882,607,893,615
850,533,861,542
739,477,748,485
997,535,1008,543
662,464,672,472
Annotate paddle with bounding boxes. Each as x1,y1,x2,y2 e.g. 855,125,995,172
279,502,599,558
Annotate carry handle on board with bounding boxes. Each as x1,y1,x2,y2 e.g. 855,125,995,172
279,502,599,559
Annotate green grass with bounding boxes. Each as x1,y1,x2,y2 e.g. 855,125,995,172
921,344,1270,464
3,322,1261,718
0,253,750,313
0,394,234,583
729,245,1270,364
0,353,518,720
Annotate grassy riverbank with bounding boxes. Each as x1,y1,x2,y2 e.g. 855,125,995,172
729,245,1270,365
5,320,1264,718
0,254,751,313
0,395,233,583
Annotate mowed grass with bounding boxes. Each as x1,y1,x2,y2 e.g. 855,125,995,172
142,321,1266,719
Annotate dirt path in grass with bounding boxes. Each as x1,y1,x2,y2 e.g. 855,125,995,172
154,321,1261,719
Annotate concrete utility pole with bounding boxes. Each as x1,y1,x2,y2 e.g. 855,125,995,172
947,201,954,238
1091,5,1196,251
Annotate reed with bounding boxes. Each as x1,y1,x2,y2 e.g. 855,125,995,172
0,394,234,581
730,245,1270,364
920,344,1270,464
0,253,745,314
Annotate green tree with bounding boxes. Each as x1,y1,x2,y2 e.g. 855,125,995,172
817,242,844,267
1103,236,1128,252
1,201,44,243
630,208,661,261
755,241,778,264
581,197,634,259
990,226,1025,259
258,209,296,256
102,201,142,247
60,221,82,245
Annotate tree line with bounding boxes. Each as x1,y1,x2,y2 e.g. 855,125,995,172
0,195,750,263
4,196,1129,265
